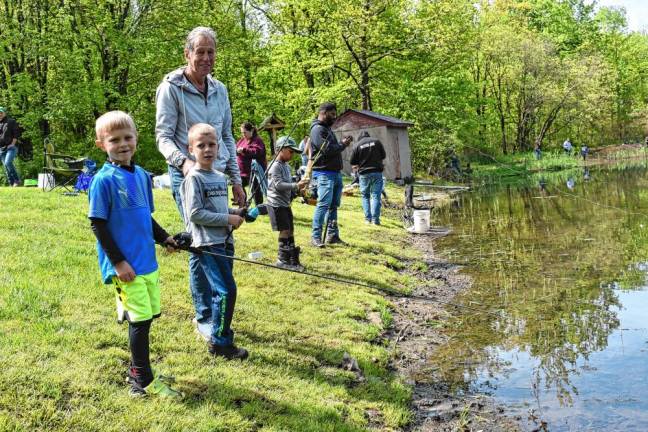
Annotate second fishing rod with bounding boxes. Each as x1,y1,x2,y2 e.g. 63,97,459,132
170,232,502,318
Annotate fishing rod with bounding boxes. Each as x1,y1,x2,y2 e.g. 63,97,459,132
170,232,501,317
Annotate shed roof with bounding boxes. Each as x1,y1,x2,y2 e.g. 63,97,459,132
334,109,414,128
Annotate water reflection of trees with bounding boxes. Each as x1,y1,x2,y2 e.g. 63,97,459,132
430,167,648,406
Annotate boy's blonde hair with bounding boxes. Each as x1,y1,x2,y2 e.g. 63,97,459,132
188,123,218,147
95,111,137,140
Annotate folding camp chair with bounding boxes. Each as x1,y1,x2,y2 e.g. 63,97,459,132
43,138,85,193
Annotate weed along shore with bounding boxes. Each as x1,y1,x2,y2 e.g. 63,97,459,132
0,185,476,431
378,185,520,432
390,236,521,432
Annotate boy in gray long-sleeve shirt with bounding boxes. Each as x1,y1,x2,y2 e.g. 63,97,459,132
267,137,308,270
179,123,248,360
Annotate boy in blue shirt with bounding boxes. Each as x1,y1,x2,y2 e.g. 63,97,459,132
88,111,182,398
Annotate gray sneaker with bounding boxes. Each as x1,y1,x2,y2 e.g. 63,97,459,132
325,235,347,245
311,238,325,248
192,318,212,342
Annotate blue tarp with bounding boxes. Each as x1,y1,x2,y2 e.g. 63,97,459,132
74,159,97,192
251,159,267,196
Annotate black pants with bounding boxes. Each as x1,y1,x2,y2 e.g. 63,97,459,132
242,176,264,206
129,320,153,387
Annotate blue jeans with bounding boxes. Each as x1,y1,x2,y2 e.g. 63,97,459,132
359,172,384,224
169,165,236,329
194,244,236,346
0,146,20,186
168,165,185,220
312,171,343,240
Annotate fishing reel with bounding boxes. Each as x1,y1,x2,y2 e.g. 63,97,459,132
241,204,268,222
172,232,193,250
293,169,317,205
299,188,318,206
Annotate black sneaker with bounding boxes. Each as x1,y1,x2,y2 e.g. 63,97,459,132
325,235,347,245
276,260,302,271
129,381,148,398
209,344,249,360
127,367,175,386
128,377,183,399
311,238,325,248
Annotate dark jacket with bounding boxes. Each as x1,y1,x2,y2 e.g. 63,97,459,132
236,135,267,179
309,119,346,172
350,136,386,174
0,116,19,149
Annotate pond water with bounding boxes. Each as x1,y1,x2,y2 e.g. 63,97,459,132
431,166,648,431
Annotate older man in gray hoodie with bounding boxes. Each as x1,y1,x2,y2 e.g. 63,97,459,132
155,26,244,340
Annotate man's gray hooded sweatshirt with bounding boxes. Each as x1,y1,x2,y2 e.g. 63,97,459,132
155,67,241,184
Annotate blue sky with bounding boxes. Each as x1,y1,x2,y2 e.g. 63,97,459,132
596,0,648,31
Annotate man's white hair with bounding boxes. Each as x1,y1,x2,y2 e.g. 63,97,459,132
185,27,217,51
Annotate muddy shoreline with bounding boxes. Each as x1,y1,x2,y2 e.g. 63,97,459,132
388,235,521,432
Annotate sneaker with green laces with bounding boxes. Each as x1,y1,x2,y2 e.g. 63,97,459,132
129,376,184,399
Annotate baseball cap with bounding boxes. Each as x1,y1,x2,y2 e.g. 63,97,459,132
0,107,6,113
276,136,301,153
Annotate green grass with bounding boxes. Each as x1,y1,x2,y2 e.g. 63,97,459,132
0,186,420,431
467,147,648,185
469,151,581,180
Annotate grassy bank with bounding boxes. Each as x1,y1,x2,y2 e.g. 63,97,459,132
468,145,648,183
0,186,421,431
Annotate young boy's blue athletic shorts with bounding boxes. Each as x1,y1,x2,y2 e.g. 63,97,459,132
112,270,161,323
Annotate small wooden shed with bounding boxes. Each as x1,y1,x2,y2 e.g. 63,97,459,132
332,109,414,181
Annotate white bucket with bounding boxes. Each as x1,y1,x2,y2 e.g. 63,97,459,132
412,209,430,233
38,173,55,191
152,173,171,189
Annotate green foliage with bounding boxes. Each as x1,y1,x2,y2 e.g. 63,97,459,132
0,0,647,176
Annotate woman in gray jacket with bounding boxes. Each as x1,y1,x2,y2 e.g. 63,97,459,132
155,26,245,339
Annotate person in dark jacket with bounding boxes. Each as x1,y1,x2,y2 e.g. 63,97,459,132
309,102,352,247
350,131,386,225
236,122,267,206
0,106,21,187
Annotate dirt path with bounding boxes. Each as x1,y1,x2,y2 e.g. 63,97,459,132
388,235,521,432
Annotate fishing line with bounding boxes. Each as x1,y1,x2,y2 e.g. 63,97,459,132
551,189,648,218
171,235,501,317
